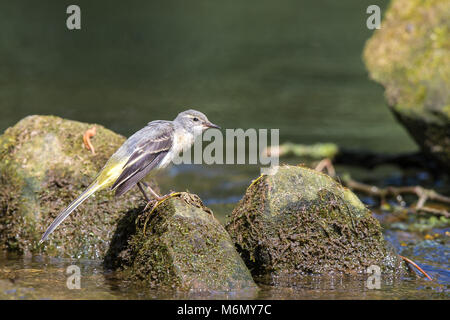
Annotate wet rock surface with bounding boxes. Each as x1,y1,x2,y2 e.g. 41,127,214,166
364,0,450,170
0,115,156,259
226,165,407,282
104,192,257,291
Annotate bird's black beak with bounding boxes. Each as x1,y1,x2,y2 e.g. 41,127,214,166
204,122,221,129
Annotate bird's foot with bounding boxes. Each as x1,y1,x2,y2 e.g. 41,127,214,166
142,191,182,234
142,191,181,212
155,190,178,202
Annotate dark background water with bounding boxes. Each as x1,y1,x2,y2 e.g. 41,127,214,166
0,0,416,152
1,0,448,299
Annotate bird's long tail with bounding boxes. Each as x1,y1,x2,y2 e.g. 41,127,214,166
39,182,101,244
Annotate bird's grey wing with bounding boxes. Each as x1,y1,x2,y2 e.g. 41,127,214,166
111,121,174,197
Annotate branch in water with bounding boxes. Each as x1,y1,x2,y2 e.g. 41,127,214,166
314,158,450,217
399,255,432,281
341,176,450,217
264,142,440,171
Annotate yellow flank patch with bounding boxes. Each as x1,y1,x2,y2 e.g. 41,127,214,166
97,159,128,188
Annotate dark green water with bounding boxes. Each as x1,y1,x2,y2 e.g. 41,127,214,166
0,0,415,152
0,0,448,299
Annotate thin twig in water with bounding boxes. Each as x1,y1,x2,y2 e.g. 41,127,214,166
417,206,450,218
313,158,450,217
399,255,432,281
342,177,450,217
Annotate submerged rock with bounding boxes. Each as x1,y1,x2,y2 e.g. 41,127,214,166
0,115,155,259
364,0,450,170
226,165,406,282
104,192,257,291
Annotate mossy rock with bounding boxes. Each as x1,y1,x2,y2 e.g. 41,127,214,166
104,192,257,291
363,0,450,170
225,165,406,282
0,115,156,259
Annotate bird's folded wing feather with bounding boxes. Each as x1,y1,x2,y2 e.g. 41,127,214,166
111,121,174,197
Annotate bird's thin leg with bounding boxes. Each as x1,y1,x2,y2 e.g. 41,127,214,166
140,181,180,212
141,181,164,201
142,181,176,197
137,182,151,202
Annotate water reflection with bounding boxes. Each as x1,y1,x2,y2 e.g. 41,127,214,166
1,251,447,300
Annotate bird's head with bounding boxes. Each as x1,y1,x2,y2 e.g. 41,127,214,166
174,109,220,136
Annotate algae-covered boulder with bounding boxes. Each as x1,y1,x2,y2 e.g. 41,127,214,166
104,192,257,291
364,0,450,170
226,166,406,281
0,115,154,259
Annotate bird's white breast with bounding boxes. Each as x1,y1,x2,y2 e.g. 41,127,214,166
157,129,194,169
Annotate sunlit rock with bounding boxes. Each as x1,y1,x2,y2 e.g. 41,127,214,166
104,192,257,292
364,0,450,170
0,115,156,259
226,165,407,283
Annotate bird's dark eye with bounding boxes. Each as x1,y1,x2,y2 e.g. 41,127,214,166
193,117,199,122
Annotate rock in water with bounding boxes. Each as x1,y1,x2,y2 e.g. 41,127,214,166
226,166,405,281
364,0,450,170
104,192,257,291
0,115,155,259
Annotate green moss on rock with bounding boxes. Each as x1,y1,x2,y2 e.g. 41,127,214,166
105,192,257,291
0,115,157,259
226,166,406,282
363,0,450,169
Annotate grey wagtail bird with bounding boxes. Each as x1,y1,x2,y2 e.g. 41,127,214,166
39,109,220,243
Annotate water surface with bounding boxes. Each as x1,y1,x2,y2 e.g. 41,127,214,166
0,0,448,299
